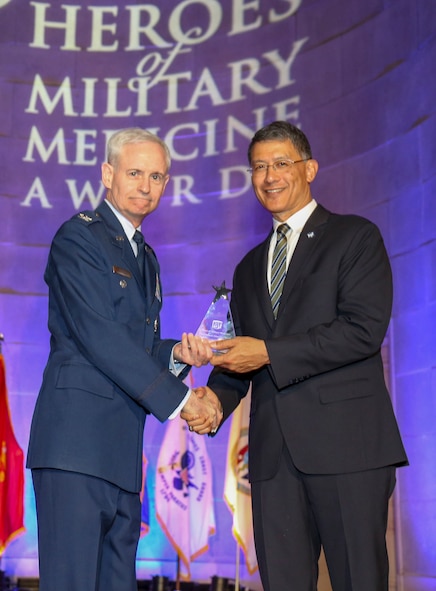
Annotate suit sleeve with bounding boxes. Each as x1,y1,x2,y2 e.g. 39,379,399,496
46,218,188,421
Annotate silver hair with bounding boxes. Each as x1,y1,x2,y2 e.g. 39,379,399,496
106,128,171,171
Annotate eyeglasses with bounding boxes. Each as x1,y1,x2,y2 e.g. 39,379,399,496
247,158,309,176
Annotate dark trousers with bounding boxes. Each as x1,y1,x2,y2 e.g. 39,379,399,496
251,447,396,591
32,468,141,591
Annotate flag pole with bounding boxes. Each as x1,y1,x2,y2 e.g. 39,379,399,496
175,553,181,591
235,542,240,591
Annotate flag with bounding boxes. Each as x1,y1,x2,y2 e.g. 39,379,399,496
224,387,258,574
139,453,149,537
0,354,25,555
155,415,215,580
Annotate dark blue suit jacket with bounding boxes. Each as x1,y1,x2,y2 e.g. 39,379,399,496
209,204,408,481
27,201,189,493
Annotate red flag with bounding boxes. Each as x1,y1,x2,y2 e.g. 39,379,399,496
0,354,25,555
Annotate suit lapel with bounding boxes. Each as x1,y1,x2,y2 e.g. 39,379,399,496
278,204,330,319
253,231,276,328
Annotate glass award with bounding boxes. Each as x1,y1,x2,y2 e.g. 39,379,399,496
196,281,236,349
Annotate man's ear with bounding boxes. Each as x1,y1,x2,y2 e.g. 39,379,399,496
101,162,113,189
306,159,319,183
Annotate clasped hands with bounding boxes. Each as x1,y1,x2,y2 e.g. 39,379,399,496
178,335,269,435
173,333,221,435
181,386,223,435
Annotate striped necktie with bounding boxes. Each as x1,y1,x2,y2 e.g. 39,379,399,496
270,223,290,318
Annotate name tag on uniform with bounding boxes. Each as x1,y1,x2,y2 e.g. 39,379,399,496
112,266,132,279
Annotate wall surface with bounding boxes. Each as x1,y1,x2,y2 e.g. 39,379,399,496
0,0,434,589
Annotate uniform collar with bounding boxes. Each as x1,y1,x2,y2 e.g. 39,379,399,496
104,199,140,242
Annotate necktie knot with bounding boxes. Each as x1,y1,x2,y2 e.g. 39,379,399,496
276,223,289,239
133,229,145,250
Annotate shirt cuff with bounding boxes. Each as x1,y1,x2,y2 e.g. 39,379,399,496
170,344,187,376
168,389,191,420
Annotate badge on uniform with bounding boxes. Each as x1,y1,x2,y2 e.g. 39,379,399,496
155,274,161,302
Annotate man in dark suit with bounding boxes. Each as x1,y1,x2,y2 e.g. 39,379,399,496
27,128,221,591
192,121,408,591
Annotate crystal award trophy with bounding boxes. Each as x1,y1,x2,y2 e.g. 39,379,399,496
196,281,236,349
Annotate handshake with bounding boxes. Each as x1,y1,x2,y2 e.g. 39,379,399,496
173,332,222,436
181,386,223,436
173,331,267,435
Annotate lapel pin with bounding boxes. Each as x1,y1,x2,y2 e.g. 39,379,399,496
307,231,315,238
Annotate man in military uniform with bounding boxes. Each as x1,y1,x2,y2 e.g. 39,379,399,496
27,128,221,591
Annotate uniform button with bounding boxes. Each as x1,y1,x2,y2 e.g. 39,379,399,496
146,317,151,324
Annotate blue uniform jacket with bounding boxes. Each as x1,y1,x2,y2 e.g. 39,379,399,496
27,201,189,492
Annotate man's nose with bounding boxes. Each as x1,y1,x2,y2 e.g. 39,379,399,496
138,177,151,193
265,165,280,182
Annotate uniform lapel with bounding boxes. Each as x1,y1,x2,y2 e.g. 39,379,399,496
96,201,146,294
143,241,161,310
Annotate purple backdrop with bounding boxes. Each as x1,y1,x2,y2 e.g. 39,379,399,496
0,1,435,589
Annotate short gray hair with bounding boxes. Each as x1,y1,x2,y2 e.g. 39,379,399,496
107,128,171,171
